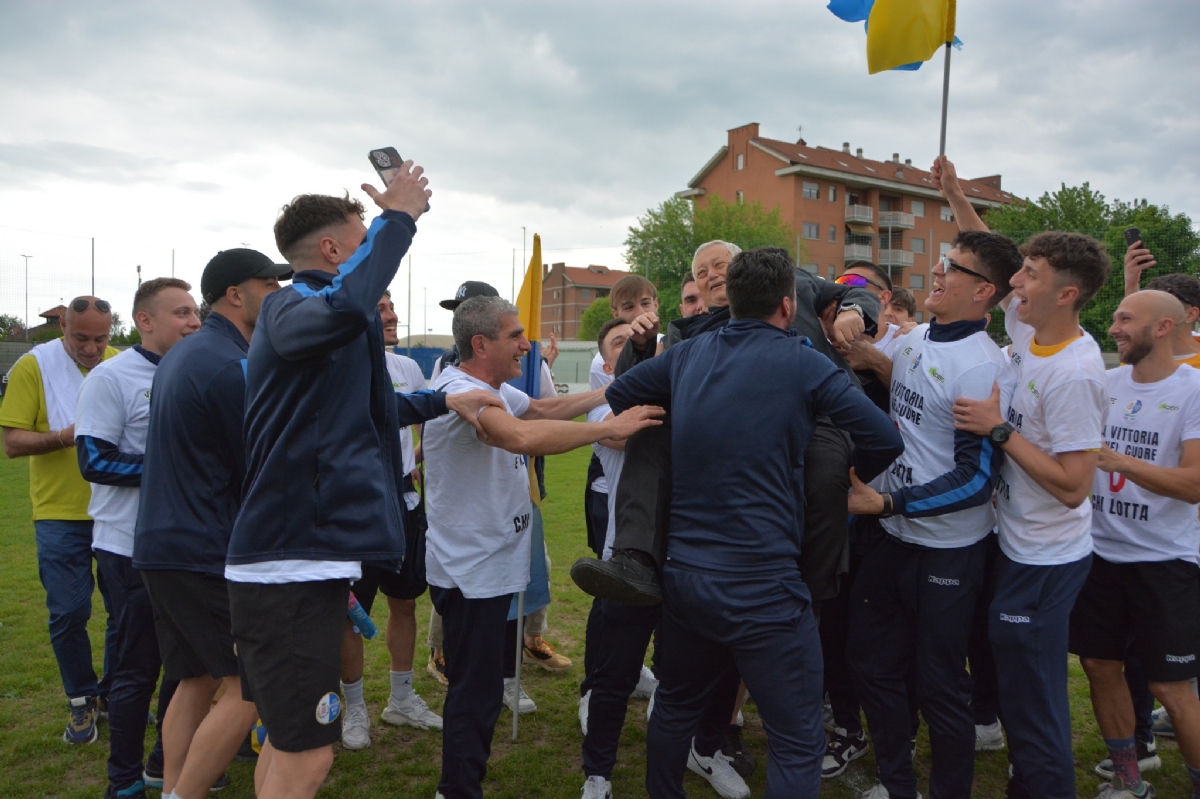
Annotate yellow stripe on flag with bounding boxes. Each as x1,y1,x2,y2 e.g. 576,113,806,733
515,233,543,505
866,0,956,75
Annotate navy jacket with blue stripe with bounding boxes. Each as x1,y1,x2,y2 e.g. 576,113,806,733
227,210,448,567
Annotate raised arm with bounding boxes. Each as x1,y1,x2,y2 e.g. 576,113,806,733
522,386,607,421
476,404,663,457
811,362,904,482
606,349,673,416
1122,240,1157,297
931,156,989,233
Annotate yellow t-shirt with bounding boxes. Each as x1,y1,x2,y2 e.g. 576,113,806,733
0,345,120,520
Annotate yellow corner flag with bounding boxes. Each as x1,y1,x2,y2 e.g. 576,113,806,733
866,0,956,74
511,233,543,505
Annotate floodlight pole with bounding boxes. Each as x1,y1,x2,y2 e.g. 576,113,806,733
20,254,32,340
512,591,525,740
938,42,952,156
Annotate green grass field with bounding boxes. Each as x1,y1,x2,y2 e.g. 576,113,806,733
0,447,1192,798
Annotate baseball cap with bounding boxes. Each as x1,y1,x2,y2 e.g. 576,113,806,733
440,280,499,310
202,249,293,305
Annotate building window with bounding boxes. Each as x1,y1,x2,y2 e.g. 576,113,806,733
880,198,891,211
736,191,744,204
581,289,591,299
915,311,925,323
802,181,819,200
940,205,954,222
802,222,820,239
911,200,925,217
553,289,560,299
911,237,925,254
828,265,837,279
940,241,953,256
801,263,818,274
736,153,745,170
829,186,837,203
910,274,925,289
828,225,837,242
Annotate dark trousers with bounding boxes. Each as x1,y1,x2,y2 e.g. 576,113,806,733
34,520,116,700
647,564,824,799
849,532,988,799
430,586,512,799
968,534,1001,727
583,597,604,689
990,552,1091,799
1124,654,1155,743
584,454,608,558
95,550,172,789
582,600,731,779
819,547,864,736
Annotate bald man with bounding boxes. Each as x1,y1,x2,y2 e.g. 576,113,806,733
0,297,121,743
1070,290,1200,799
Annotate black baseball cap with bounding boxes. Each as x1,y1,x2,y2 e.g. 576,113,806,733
201,249,293,305
440,280,499,310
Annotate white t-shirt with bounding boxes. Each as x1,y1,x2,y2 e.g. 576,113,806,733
424,365,533,599
996,297,1108,565
879,325,1015,548
874,324,905,359
386,351,426,511
1091,365,1200,565
589,354,610,494
75,348,156,558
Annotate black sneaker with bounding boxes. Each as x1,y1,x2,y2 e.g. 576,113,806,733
235,732,259,762
1094,736,1161,779
570,550,661,606
719,724,756,778
821,727,869,779
209,773,231,793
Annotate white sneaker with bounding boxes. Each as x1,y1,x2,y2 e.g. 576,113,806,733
503,678,537,714
632,665,659,700
686,738,750,799
860,785,922,799
341,702,370,750
381,692,443,730
975,720,1005,751
581,775,613,798
579,690,591,735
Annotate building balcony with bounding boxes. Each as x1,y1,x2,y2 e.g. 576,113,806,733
878,249,914,268
878,211,915,229
844,243,874,262
845,205,874,224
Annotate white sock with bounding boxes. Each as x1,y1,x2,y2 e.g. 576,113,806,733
389,670,414,701
341,678,365,707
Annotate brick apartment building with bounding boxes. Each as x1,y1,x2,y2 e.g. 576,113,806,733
677,123,1015,322
541,262,628,340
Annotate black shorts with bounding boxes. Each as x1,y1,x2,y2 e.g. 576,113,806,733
354,504,428,613
1069,555,1200,682
228,579,349,753
143,569,240,682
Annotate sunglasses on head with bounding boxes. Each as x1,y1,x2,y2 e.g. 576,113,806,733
940,257,992,284
71,298,111,313
835,273,887,292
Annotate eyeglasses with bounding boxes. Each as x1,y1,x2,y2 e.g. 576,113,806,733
835,273,888,292
940,257,992,284
70,298,111,313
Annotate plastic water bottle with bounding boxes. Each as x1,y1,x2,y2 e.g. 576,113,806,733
347,592,377,639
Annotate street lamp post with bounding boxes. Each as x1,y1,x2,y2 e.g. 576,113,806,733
20,254,31,340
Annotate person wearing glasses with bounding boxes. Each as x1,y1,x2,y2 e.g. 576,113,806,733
844,232,1022,799
0,296,120,745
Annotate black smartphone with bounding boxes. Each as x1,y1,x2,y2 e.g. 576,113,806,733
1124,227,1143,248
368,147,430,211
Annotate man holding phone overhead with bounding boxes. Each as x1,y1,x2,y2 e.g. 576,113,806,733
224,158,500,799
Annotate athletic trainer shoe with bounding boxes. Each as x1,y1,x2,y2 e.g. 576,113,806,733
720,724,756,778
860,784,922,799
581,775,613,799
381,692,443,730
426,651,449,689
1095,775,1155,798
686,738,750,799
144,746,164,789
341,702,371,750
523,637,573,672
822,727,869,779
975,720,1005,751
64,696,99,745
104,781,146,799
579,690,591,735
822,695,836,733
235,732,259,762
571,551,662,606
503,678,537,714
1150,706,1173,738
1095,736,1161,779
632,665,659,700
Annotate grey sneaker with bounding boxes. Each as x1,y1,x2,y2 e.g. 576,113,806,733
581,776,613,799
381,692,443,730
975,720,1005,751
341,702,370,750
503,678,536,714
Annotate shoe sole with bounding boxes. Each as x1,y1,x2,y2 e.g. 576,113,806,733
821,743,869,779
380,709,442,731
570,559,662,606
425,665,449,689
522,654,572,672
1094,754,1162,778
63,727,98,745
341,735,370,750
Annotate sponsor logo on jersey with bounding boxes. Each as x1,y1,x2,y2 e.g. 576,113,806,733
1123,399,1143,422
1026,380,1041,400
907,352,923,376
928,366,945,384
927,575,959,586
1158,401,1181,412
998,612,1031,624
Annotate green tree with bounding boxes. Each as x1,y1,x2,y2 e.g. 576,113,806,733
577,296,613,343
623,194,798,326
0,314,23,341
982,184,1200,349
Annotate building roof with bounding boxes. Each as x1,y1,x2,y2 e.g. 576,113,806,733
686,135,1014,207
549,263,628,289
40,305,68,320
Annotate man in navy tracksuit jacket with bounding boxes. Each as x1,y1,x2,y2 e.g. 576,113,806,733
224,167,498,799
606,248,904,799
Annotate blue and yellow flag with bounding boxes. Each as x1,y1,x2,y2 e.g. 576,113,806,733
828,0,960,73
507,233,543,505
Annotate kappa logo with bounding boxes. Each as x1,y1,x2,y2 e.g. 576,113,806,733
142,389,152,401
1123,399,1143,422
315,692,341,725
1158,401,1181,413
999,612,1031,624
927,575,959,586
928,366,946,384
907,352,923,376
1166,653,1197,664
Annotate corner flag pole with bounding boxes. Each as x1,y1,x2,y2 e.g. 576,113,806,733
512,591,525,740
938,41,952,156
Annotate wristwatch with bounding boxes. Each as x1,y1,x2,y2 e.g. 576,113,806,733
838,303,864,319
989,422,1015,445
880,492,895,518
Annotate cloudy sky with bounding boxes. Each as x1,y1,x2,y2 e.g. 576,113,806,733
1,0,1197,335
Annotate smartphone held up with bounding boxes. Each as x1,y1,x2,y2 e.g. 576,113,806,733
369,147,431,213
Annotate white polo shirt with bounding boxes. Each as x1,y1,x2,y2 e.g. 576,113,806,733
424,365,533,599
386,351,426,511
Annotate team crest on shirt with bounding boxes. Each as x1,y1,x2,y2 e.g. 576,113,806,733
315,692,341,725
1123,399,1143,422
906,353,923,376
901,345,913,358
